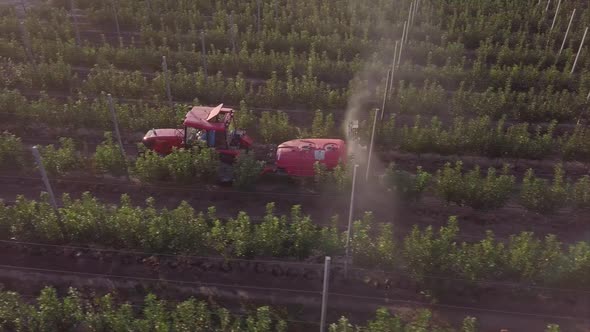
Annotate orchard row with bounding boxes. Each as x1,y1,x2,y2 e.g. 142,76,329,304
3,192,590,289
4,90,590,160
0,286,491,332
2,131,590,213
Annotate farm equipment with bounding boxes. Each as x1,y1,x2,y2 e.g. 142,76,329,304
142,104,347,178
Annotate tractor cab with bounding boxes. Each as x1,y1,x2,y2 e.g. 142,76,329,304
142,104,253,157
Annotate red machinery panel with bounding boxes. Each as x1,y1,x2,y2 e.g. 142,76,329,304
275,138,346,177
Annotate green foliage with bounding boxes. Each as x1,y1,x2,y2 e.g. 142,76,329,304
435,162,515,210
134,146,219,183
310,109,336,138
505,233,563,283
384,163,431,201
403,218,459,278
545,324,561,332
520,165,568,214
461,317,478,332
313,162,350,192
93,132,127,176
571,176,590,209
0,286,285,331
560,125,590,161
133,148,168,182
0,131,26,170
259,111,296,144
233,100,257,134
230,151,262,189
38,137,81,176
456,231,506,281
3,193,590,291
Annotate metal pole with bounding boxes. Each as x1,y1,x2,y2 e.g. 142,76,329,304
257,0,261,34
550,0,561,32
402,20,408,44
571,27,588,74
112,0,121,40
365,109,379,182
388,41,399,96
559,9,576,56
413,0,419,23
229,12,236,54
400,21,407,46
69,0,81,46
545,0,551,12
344,164,359,279
18,21,34,64
380,69,391,120
201,30,208,83
162,56,173,105
320,256,331,332
407,1,414,27
31,147,59,211
107,94,129,179
586,90,590,101
398,31,405,67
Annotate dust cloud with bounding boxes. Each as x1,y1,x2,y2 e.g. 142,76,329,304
343,1,401,180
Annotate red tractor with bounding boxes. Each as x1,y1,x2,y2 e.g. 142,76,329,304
142,104,347,178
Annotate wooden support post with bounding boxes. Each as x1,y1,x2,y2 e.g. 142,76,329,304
257,0,261,34
111,0,121,41
201,30,208,83
31,147,59,211
162,56,173,105
18,21,34,64
69,0,81,46
107,94,130,180
229,12,236,54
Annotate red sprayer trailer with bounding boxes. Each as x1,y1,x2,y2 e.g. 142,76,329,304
142,104,347,178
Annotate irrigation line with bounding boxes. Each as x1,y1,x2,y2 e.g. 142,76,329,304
0,263,587,323
0,239,326,268
0,175,337,198
4,239,590,296
328,291,590,323
0,263,321,295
